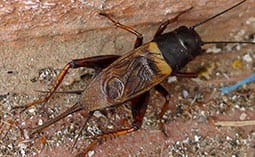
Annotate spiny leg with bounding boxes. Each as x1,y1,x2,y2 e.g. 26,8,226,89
154,84,170,136
14,55,120,111
130,92,150,129
71,111,94,150
155,71,197,135
75,91,150,156
153,7,192,38
100,12,143,48
157,71,197,134
172,71,198,78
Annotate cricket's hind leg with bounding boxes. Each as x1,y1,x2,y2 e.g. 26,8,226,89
13,55,120,112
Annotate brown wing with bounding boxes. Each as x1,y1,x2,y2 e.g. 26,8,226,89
112,54,158,97
80,42,172,111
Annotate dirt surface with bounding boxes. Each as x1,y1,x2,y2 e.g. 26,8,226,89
1,0,255,157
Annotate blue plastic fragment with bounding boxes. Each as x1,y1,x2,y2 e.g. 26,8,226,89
219,73,255,94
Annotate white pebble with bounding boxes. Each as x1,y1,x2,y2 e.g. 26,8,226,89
240,112,247,120
243,53,253,62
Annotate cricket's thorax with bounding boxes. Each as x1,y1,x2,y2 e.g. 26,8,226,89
153,26,203,71
79,42,172,111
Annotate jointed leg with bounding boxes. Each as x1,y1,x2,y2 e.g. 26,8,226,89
154,84,170,136
14,55,120,111
153,7,192,38
172,71,198,78
100,13,143,48
75,91,150,156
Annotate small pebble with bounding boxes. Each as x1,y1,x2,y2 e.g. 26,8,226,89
239,112,247,120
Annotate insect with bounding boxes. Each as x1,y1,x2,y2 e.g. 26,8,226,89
16,0,254,156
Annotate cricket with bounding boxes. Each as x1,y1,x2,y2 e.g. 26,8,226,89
15,0,255,156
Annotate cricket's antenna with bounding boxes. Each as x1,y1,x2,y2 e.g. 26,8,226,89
202,41,255,45
191,0,246,29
